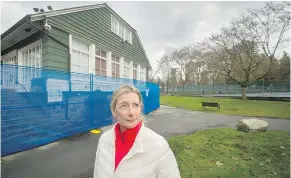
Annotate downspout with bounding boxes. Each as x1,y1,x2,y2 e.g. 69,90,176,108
26,16,72,91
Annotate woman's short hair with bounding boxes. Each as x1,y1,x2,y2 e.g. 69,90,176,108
110,84,143,111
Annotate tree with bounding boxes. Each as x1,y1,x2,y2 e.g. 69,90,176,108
201,2,290,100
156,54,172,93
157,46,195,91
276,51,290,84
170,46,193,90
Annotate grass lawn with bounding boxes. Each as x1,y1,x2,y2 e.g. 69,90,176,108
168,128,290,178
160,96,290,119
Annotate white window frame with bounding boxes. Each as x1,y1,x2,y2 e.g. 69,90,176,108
140,66,145,81
17,40,42,92
95,49,107,76
123,59,130,79
18,40,42,67
133,63,138,79
71,37,90,74
111,54,120,78
111,14,132,44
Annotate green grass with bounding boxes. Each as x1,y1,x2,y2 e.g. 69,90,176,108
168,128,290,178
160,96,290,119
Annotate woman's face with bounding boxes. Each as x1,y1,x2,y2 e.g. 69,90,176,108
112,92,142,131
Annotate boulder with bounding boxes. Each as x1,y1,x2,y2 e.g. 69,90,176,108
235,119,268,133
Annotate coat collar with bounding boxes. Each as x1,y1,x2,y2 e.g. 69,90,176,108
110,121,145,156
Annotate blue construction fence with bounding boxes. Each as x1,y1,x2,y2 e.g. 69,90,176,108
1,64,160,156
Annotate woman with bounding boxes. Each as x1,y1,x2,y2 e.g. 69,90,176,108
94,85,181,178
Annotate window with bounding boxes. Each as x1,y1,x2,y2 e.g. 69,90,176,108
95,50,107,76
124,28,132,44
21,42,41,68
140,66,145,81
133,64,138,79
3,56,17,65
119,23,124,39
71,38,89,74
17,40,42,91
112,55,120,78
111,16,119,35
111,14,132,44
123,60,130,78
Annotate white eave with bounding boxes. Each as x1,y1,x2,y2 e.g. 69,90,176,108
29,3,106,22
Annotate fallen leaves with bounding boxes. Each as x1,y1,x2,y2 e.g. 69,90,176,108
231,156,239,160
260,158,271,166
216,161,224,166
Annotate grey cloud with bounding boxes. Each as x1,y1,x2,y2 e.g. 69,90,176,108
2,1,287,72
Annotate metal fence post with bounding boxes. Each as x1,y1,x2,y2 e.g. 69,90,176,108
69,73,72,92
89,73,94,129
90,73,93,92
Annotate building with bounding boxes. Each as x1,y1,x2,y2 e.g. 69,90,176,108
1,4,160,156
1,3,152,92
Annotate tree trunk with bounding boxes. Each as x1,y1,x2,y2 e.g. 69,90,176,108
241,87,247,100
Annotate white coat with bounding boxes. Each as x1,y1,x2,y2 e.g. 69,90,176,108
94,123,181,178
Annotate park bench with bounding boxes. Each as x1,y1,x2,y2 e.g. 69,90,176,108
202,102,220,110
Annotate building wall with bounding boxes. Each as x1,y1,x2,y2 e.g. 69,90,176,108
46,7,150,70
1,6,151,81
42,28,70,71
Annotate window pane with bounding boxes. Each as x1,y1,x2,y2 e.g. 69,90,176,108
101,51,106,58
31,47,35,67
112,55,117,62
96,69,100,75
95,58,100,69
115,56,119,63
112,63,115,73
101,71,107,76
124,60,129,66
116,64,120,74
25,51,28,66
73,38,89,52
126,31,130,42
28,49,32,67
133,64,137,69
101,59,106,70
119,24,124,39
133,70,137,79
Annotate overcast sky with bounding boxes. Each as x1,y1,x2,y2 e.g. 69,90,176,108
1,1,289,72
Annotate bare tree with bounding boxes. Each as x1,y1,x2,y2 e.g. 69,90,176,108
201,2,290,100
276,51,290,84
156,54,172,93
170,46,193,90
156,46,195,91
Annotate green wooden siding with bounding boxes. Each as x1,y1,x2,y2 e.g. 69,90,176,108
41,27,69,72
47,7,150,69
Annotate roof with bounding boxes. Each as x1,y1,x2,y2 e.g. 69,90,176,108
1,3,151,69
2,3,136,39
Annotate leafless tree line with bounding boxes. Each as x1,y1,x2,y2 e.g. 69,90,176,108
155,2,290,100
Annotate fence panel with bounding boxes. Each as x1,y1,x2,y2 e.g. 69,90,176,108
1,64,160,156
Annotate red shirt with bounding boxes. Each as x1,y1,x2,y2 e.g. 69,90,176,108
114,121,142,171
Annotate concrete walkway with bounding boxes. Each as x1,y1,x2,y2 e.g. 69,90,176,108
146,105,290,139
1,105,290,178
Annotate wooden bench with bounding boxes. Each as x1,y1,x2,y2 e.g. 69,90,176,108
202,102,220,110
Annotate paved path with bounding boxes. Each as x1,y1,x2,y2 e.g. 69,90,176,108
146,105,290,139
1,105,289,178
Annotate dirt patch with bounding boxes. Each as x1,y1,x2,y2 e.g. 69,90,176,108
63,131,92,141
